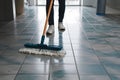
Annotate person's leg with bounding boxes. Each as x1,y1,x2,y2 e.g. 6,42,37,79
58,0,65,22
46,0,54,25
46,0,54,34
58,0,65,31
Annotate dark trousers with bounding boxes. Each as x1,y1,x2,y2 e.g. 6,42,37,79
46,0,65,25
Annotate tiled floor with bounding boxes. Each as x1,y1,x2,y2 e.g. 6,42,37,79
0,5,120,80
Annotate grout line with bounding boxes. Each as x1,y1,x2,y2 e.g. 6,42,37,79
13,54,28,80
83,26,113,80
67,25,81,80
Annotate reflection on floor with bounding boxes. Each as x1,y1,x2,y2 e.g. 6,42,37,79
0,6,120,80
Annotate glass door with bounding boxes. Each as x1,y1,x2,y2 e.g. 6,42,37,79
36,0,45,5
65,0,81,5
36,0,81,6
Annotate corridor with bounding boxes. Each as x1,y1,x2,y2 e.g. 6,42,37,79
0,6,120,80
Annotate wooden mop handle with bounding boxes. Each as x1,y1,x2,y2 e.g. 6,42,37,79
43,0,53,35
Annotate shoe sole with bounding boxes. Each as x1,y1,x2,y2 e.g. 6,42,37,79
46,31,54,36
58,28,65,32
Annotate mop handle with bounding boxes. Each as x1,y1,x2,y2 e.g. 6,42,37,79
42,0,53,35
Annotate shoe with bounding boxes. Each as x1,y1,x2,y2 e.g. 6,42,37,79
58,22,65,31
46,25,54,35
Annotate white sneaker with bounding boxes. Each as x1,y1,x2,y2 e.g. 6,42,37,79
46,25,54,35
58,22,65,31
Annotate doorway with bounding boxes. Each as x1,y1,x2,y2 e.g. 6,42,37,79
36,0,81,6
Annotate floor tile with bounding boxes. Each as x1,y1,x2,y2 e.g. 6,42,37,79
0,5,120,80
50,56,75,64
99,57,120,64
0,75,15,80
110,75,120,80
77,64,107,75
104,64,120,75
0,55,25,65
19,64,49,75
15,74,48,80
0,65,20,74
23,55,50,64
50,74,79,80
75,55,100,64
50,64,77,74
80,75,111,80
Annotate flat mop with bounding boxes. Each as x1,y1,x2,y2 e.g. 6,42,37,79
19,0,66,57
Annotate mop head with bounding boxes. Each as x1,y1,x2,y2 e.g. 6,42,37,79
19,48,66,57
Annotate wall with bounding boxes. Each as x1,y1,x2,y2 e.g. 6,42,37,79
0,0,24,21
106,0,120,14
83,0,97,8
82,0,120,9
82,0,120,14
0,0,14,21
107,0,120,10
15,0,24,15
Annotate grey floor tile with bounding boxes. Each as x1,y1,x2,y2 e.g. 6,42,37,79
74,48,96,57
50,74,79,80
1,5,120,80
99,57,120,64
0,50,26,56
94,50,119,57
92,44,118,57
19,64,49,75
15,74,48,80
0,55,25,65
0,65,20,74
64,50,74,57
50,56,75,64
0,75,16,80
110,75,120,80
104,64,120,75
75,55,100,64
80,75,111,80
77,64,107,75
50,64,77,74
23,55,50,64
